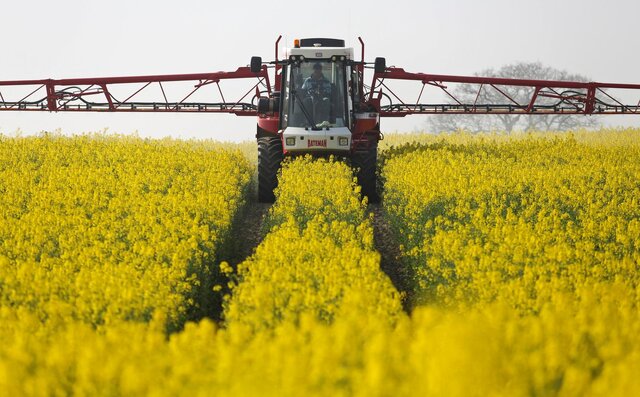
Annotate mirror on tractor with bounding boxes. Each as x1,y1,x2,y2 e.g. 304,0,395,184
250,56,262,73
374,57,386,73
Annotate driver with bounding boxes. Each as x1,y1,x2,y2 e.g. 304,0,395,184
301,62,331,96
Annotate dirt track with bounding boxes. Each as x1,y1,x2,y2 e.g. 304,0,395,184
226,198,271,266
206,197,271,323
370,202,412,312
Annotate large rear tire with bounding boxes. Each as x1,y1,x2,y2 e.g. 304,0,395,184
257,136,283,203
352,135,379,203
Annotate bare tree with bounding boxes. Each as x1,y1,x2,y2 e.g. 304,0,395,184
426,62,601,133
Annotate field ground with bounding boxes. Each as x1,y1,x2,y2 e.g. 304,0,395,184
370,203,413,311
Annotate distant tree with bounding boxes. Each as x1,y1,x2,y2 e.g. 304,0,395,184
425,62,601,133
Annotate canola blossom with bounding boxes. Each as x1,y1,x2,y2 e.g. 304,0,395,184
1,153,404,396
383,130,640,307
223,156,403,333
1,131,640,396
0,134,252,331
382,129,640,394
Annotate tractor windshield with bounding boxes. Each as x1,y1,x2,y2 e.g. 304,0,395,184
284,60,347,129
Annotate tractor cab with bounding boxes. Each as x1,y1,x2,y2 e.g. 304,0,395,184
279,39,353,152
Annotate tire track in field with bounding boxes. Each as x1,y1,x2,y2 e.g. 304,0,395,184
225,198,271,268
370,202,413,312
209,195,271,323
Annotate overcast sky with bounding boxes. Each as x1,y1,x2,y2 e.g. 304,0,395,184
2,0,640,141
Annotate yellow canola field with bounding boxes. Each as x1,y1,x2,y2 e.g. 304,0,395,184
0,134,252,331
382,129,640,395
383,129,640,306
2,131,640,396
224,156,403,333
1,155,406,396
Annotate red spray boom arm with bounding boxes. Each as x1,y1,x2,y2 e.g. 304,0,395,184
2,60,640,118
370,67,640,117
0,67,270,115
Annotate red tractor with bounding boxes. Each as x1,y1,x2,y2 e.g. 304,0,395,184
2,36,640,202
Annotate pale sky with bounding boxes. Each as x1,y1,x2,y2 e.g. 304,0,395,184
2,0,640,141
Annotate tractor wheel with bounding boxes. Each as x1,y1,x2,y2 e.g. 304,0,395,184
257,136,283,203
352,135,379,204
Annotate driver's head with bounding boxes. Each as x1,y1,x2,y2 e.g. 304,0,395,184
312,63,323,78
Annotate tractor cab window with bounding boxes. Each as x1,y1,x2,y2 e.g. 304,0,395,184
286,60,347,129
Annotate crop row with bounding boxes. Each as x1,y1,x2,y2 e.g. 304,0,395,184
0,134,252,332
382,130,640,394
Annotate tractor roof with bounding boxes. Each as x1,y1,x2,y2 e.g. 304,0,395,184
299,38,345,48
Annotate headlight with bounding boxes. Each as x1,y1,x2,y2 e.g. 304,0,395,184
338,137,349,146
285,137,296,146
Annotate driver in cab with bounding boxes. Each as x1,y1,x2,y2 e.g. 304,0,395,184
302,62,332,97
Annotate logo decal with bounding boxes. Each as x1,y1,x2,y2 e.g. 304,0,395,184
308,139,327,148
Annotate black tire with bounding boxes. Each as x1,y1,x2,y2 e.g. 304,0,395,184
352,135,379,203
257,136,283,203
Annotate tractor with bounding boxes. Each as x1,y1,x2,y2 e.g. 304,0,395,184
251,37,384,202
